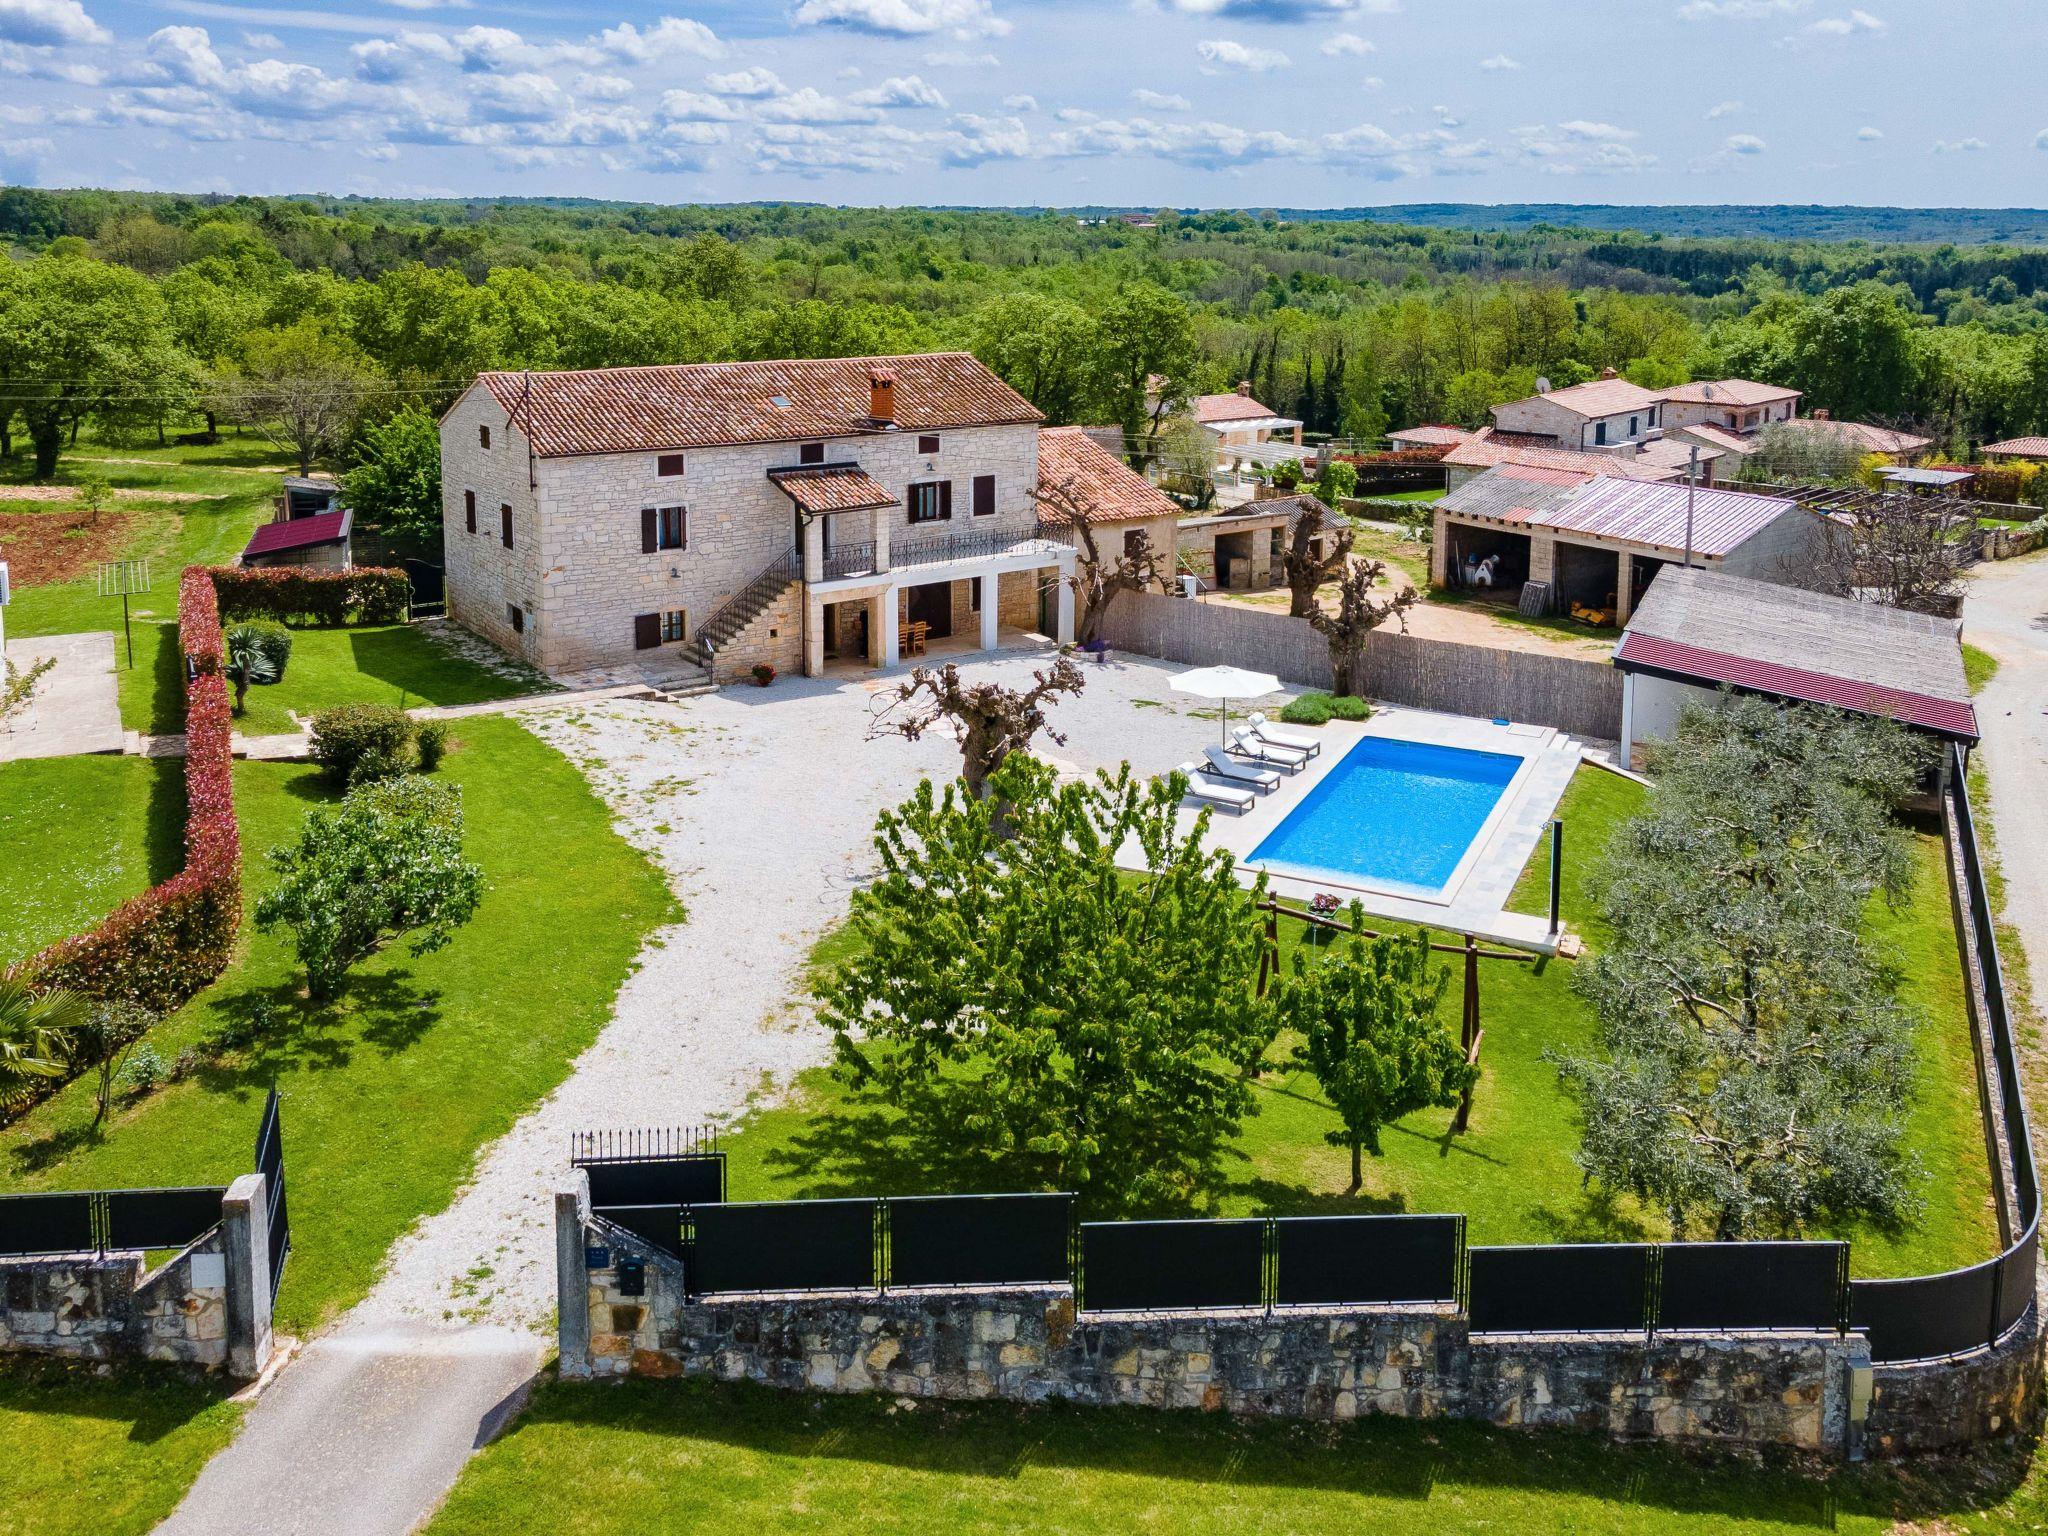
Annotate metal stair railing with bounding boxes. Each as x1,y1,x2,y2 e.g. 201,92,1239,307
696,544,799,666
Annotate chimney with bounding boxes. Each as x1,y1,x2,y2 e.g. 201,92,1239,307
868,367,896,424
1812,408,1831,421
1236,380,1253,397
1599,367,1619,381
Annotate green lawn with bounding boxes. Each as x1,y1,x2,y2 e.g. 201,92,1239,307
0,1358,242,1536
1964,642,2000,695
0,755,184,968
1369,486,1446,502
0,717,678,1333
425,1373,2042,1536
229,624,547,736
720,767,1996,1277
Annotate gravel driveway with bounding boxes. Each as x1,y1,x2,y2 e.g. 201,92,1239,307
355,644,1282,1328
1961,552,2048,986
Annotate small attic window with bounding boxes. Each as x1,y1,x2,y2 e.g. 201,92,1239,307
769,395,792,409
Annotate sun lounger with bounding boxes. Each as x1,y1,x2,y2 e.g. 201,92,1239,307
1173,762,1255,815
1202,744,1280,793
1247,712,1321,758
1230,726,1308,772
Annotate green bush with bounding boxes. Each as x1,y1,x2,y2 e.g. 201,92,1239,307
1278,693,1372,726
230,619,294,678
415,719,449,774
310,703,432,785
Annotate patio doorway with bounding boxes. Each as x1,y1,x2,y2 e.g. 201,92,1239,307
905,581,953,639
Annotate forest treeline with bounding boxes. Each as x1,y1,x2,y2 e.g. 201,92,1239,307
3,188,2047,480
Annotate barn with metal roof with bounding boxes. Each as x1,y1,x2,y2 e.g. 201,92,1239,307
1612,565,1977,768
1431,464,1841,628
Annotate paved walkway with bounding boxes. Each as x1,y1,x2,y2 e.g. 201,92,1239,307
157,1324,539,1536
0,631,122,760
1962,552,2048,979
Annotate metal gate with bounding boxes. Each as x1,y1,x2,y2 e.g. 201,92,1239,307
254,1088,290,1296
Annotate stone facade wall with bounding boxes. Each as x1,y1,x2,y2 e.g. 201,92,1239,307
997,569,1041,631
0,1232,230,1370
705,584,804,685
440,389,1040,675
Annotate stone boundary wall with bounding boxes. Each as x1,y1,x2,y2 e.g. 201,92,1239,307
1098,589,1625,742
555,1178,1855,1456
0,1173,274,1377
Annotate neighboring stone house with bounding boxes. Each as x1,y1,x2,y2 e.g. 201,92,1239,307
1431,463,1841,625
1489,372,1667,453
1036,425,1181,571
1439,439,1682,495
1191,384,1305,450
1176,493,1328,593
1657,378,1802,435
438,354,1076,682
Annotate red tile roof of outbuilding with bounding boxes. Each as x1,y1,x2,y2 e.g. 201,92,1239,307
243,510,350,557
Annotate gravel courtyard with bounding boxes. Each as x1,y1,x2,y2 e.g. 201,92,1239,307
356,644,1294,1328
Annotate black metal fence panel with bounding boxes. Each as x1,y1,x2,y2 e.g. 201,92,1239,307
1996,1222,2038,1337
104,1188,229,1253
689,1199,877,1296
1851,1258,2000,1364
586,1156,725,1210
0,1193,95,1257
601,1204,686,1261
1468,1244,1653,1334
1273,1215,1462,1307
1081,1219,1264,1313
1656,1242,1846,1333
888,1194,1072,1289
254,1087,290,1294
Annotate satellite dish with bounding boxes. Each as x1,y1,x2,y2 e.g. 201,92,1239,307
1535,377,1552,394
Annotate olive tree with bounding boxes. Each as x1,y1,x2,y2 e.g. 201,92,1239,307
820,755,1277,1209
257,775,483,1001
868,656,1084,801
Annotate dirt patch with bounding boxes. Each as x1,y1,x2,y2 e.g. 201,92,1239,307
0,508,138,584
0,484,215,503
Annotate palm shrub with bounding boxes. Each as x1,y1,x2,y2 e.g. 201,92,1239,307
256,774,484,1002
0,977,87,1116
224,623,282,714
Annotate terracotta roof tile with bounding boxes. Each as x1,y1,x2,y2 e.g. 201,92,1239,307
1982,435,2048,459
1386,424,1475,447
1660,378,1802,407
1193,392,1288,425
1036,426,1184,524
244,510,350,557
1503,377,1663,419
476,352,1042,459
1442,440,1679,481
767,464,900,514
1778,418,1932,456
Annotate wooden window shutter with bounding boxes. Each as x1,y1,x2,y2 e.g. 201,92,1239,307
633,613,660,650
641,508,658,553
972,474,994,517
939,480,953,520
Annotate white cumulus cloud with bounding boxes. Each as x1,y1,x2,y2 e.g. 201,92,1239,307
1479,53,1521,70
1725,132,1766,153
848,73,948,108
599,16,723,63
1197,38,1289,73
1132,88,1192,110
792,0,1008,38
704,66,785,98
0,0,107,48
1321,32,1373,55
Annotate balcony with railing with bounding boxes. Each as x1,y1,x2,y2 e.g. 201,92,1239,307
811,524,1063,585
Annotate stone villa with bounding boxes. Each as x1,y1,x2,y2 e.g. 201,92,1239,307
438,353,1080,682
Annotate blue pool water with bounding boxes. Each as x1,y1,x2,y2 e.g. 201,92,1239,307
1249,737,1522,894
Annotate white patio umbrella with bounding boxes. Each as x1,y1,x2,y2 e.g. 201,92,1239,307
1169,665,1283,745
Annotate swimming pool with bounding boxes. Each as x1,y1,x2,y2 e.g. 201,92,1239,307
1248,736,1524,897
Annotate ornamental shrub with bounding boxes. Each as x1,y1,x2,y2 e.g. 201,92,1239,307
230,619,294,678
414,719,449,774
211,566,410,626
256,775,484,1002
1278,692,1372,725
310,703,420,785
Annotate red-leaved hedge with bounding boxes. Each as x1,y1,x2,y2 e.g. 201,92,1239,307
22,569,242,1013
212,565,410,626
1334,447,1454,466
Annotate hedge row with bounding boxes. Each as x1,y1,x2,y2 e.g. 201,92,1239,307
22,570,243,1014
212,565,410,626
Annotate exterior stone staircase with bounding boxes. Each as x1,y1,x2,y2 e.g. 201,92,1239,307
695,546,800,672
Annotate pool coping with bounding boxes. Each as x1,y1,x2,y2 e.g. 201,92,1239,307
1147,704,1584,953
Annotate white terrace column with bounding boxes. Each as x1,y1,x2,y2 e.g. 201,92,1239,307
1054,566,1076,646
979,573,1001,652
878,587,899,666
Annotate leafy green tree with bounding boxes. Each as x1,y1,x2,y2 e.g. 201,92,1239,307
0,977,85,1114
1094,283,1197,461
820,756,1277,1208
1279,918,1465,1190
72,469,111,524
1552,696,1934,1239
257,776,484,1002
1779,282,1918,424
0,254,168,478
1311,458,1357,508
67,1000,154,1130
968,292,1099,425
223,319,380,476
345,406,444,551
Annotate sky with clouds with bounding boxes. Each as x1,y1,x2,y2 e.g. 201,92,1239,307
0,0,2042,206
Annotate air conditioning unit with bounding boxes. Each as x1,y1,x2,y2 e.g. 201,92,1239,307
1180,573,1200,599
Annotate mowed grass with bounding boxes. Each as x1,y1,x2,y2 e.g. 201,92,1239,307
721,766,1997,1276
229,624,547,736
0,717,678,1333
1964,642,2000,695
0,754,185,967
0,1359,243,1536
425,1373,2040,1536
3,443,275,734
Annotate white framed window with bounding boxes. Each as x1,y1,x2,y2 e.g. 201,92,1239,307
660,609,687,643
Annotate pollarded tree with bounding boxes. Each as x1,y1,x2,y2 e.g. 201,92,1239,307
1551,695,1935,1240
1278,917,1466,1191
256,775,483,1002
868,656,1085,801
1306,559,1416,697
1281,505,1354,618
1030,472,1176,642
820,755,1278,1209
